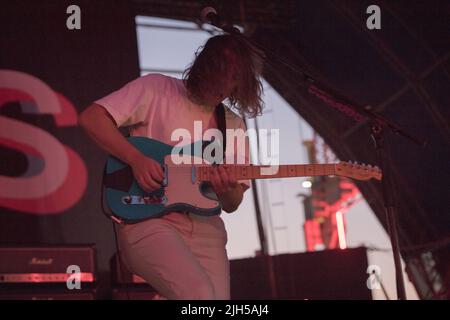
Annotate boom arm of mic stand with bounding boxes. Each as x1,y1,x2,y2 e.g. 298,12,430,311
237,35,427,147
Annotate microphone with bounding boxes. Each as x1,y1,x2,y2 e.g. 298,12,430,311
200,7,240,34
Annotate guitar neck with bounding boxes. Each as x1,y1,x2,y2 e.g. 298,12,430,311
198,164,336,181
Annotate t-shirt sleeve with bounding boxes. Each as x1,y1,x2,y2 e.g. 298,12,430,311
94,75,155,128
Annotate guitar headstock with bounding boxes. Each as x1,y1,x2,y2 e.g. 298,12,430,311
335,161,382,181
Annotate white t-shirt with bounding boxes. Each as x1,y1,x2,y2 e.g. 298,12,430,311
95,73,250,188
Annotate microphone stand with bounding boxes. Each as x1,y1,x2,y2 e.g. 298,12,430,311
259,43,426,300
370,119,407,299
303,83,426,300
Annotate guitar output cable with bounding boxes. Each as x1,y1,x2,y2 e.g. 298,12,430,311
101,163,131,300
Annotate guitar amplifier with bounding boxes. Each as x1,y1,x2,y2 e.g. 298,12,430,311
0,245,96,284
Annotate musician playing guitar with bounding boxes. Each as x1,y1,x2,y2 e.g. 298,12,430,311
79,34,265,300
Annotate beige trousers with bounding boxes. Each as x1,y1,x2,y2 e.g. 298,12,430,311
117,211,230,300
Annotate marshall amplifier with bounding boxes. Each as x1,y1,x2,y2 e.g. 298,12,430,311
0,245,96,285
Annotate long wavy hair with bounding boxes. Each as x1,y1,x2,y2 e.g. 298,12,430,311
183,34,265,118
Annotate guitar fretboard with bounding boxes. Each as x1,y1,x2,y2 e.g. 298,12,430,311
198,164,336,181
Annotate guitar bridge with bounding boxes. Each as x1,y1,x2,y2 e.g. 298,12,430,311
122,195,167,205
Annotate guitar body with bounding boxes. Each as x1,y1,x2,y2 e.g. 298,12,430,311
103,137,221,224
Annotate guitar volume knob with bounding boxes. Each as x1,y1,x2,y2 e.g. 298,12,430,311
122,196,132,204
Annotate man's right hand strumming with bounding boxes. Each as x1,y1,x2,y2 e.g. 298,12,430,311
129,153,164,193
79,103,163,193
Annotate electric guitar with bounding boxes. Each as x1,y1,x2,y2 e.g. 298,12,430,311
103,137,382,224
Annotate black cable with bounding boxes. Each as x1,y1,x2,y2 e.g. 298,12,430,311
111,222,131,300
101,163,131,300
372,269,391,300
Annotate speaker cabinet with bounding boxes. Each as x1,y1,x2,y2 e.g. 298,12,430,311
230,247,371,300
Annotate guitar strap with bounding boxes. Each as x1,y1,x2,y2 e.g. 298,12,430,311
214,102,227,164
196,102,227,200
